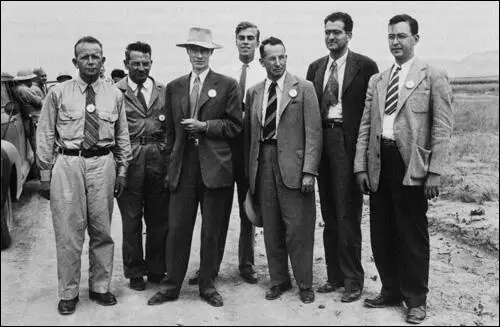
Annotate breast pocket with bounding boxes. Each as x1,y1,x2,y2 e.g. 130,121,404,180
409,91,431,113
97,110,118,142
57,109,83,141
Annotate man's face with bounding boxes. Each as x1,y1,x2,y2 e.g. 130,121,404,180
125,50,152,85
324,20,351,54
236,27,259,59
36,70,47,84
259,43,287,81
187,45,212,73
72,42,105,82
388,21,419,64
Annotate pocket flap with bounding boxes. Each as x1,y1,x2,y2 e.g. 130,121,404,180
58,110,82,120
98,111,118,122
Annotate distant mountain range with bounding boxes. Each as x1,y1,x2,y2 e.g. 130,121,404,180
377,50,499,78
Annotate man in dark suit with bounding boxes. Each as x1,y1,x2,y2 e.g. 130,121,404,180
355,14,453,324
306,12,378,303
245,37,322,304
147,27,242,308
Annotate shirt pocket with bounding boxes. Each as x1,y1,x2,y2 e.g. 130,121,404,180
97,110,119,142
57,109,83,142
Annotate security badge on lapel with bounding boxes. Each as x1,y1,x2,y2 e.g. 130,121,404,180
86,104,96,113
158,114,165,122
405,81,415,89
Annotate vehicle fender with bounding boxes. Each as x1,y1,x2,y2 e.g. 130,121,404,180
0,140,22,200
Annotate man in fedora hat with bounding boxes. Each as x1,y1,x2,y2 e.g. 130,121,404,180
148,27,242,308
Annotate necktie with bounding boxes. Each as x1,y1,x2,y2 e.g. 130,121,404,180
137,83,148,111
263,82,277,140
239,63,248,101
190,75,201,118
321,61,339,119
384,65,402,115
82,85,99,150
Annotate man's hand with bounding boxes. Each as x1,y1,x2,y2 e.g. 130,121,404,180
39,180,50,200
181,118,207,133
424,172,440,199
301,173,315,193
356,172,371,195
114,176,126,198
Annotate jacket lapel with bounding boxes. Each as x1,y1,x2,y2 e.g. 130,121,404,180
342,52,360,95
196,70,218,117
117,78,147,115
395,58,426,113
378,67,392,118
279,73,298,118
148,78,160,111
179,74,190,118
254,81,265,124
314,56,328,101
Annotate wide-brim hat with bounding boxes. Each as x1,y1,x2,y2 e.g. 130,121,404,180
14,69,37,81
244,191,262,227
56,71,73,82
176,27,222,49
1,72,15,82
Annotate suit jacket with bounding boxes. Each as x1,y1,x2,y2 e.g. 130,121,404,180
245,72,322,193
165,69,242,191
354,58,453,190
306,51,378,160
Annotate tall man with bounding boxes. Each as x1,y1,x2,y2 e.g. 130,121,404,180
115,42,169,291
246,37,322,304
148,27,242,308
37,36,131,315
354,14,453,324
306,12,378,303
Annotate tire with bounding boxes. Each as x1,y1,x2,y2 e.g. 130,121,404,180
1,184,13,250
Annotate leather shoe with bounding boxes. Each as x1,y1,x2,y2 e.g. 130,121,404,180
89,291,117,306
147,289,179,306
200,290,224,307
58,296,79,315
316,281,343,293
299,288,315,304
147,273,165,284
188,270,200,285
406,305,426,324
240,271,258,284
129,277,146,291
265,281,293,300
364,293,402,308
341,288,362,303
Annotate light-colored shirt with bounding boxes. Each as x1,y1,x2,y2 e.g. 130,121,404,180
382,56,416,140
190,68,210,94
323,50,348,120
261,72,287,139
224,59,266,103
14,84,43,116
36,75,132,181
127,76,153,106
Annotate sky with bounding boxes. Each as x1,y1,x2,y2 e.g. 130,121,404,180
1,1,499,82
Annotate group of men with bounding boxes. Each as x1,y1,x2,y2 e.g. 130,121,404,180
34,11,453,325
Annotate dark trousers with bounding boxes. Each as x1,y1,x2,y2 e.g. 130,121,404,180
256,144,315,290
370,142,429,308
318,127,363,291
218,132,255,274
117,143,169,278
166,141,233,293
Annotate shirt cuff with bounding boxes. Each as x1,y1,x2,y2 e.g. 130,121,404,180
117,165,127,178
205,121,210,134
40,170,51,182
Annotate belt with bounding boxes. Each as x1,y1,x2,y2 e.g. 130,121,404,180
381,137,397,148
322,119,343,129
130,135,164,145
58,148,110,158
260,139,277,145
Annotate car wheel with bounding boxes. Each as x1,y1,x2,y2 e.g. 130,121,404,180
1,184,13,250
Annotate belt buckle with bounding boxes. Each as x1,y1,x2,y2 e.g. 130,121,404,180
140,135,147,145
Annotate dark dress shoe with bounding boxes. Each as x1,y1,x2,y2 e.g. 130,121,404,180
147,273,165,284
364,293,402,308
129,277,146,291
58,296,79,315
341,288,362,303
316,281,344,293
188,270,200,285
200,290,224,307
89,291,117,306
265,281,293,300
299,288,315,304
406,305,426,324
147,289,179,306
240,271,258,284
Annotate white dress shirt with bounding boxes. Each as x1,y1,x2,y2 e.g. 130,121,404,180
261,72,286,139
127,76,153,106
323,50,348,120
190,68,210,95
225,59,266,103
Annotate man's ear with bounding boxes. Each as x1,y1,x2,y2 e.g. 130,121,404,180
414,34,420,44
72,58,77,69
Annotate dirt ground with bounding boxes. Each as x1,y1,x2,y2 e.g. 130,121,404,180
1,181,499,326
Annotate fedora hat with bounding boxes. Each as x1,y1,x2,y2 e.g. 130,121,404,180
244,191,262,227
176,27,222,49
14,69,37,81
1,72,15,82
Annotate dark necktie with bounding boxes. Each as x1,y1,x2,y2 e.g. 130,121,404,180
321,61,339,119
190,75,200,118
263,82,277,140
239,63,248,102
82,85,99,150
137,83,148,111
384,65,402,115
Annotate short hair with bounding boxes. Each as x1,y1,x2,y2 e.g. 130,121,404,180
259,36,286,58
235,21,260,41
33,67,46,76
111,69,126,79
74,36,103,57
324,12,354,33
389,14,419,35
125,41,152,61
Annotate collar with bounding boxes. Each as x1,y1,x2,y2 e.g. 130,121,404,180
394,55,416,71
265,71,287,91
191,68,210,85
127,76,152,92
75,75,102,94
328,49,349,69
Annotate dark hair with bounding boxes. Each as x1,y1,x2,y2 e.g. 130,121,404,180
389,14,419,35
259,36,286,58
111,69,126,79
125,41,152,61
235,21,260,41
74,36,103,57
324,12,353,33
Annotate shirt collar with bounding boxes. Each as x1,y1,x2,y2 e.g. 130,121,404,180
328,49,349,70
394,55,416,71
127,76,152,92
265,71,287,92
191,68,210,85
75,75,102,94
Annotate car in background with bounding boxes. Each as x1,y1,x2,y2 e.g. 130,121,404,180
1,72,35,249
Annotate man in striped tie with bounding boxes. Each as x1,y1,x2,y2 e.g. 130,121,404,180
354,14,453,324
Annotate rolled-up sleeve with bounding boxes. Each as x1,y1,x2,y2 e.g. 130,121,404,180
112,92,131,177
36,88,58,181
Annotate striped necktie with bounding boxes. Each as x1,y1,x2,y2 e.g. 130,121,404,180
82,85,99,150
384,65,401,115
263,82,277,140
190,75,200,118
321,61,339,119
